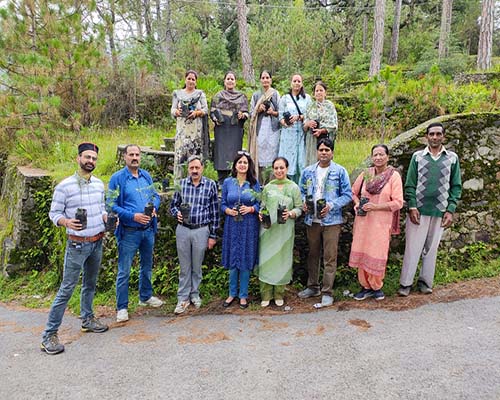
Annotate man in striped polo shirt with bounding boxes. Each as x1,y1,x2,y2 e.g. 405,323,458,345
41,142,109,355
398,122,462,297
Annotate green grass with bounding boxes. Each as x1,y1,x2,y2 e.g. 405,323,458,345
14,126,170,183
334,138,376,172
1,245,498,311
12,125,375,184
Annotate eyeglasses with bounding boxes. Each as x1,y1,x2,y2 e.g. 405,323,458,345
237,150,250,157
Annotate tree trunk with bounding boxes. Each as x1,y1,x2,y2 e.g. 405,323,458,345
438,0,453,59
476,0,494,70
143,0,152,37
237,0,254,84
157,0,172,61
362,13,368,51
96,1,118,76
345,12,355,55
388,0,402,65
369,0,386,77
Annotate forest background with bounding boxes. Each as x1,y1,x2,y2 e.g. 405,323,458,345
0,0,499,310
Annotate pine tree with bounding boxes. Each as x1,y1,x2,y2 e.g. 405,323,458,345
0,0,106,137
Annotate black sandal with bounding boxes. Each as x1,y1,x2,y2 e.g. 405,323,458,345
239,299,249,309
223,297,235,308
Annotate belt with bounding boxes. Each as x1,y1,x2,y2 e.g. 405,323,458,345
67,232,104,243
122,225,152,231
181,223,208,230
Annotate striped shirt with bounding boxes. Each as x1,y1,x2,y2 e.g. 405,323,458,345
49,172,106,237
170,176,219,238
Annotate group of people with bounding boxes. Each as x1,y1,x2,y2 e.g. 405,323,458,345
40,72,462,355
170,69,338,186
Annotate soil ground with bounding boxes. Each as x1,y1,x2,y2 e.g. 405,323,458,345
3,275,498,318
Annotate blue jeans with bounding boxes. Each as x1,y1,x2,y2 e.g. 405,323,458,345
116,228,154,310
229,268,251,299
43,239,103,338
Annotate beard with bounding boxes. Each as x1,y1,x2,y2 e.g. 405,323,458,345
80,161,95,172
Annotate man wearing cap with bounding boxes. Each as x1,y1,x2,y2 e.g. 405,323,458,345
170,155,219,314
41,142,109,355
109,144,163,323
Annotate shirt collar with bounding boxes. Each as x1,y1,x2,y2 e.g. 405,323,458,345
188,176,205,186
313,161,333,171
422,145,447,157
124,166,144,179
74,171,93,184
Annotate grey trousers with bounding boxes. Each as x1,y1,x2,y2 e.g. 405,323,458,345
176,225,210,301
400,215,444,288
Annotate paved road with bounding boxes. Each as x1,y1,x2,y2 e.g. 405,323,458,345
1,296,499,400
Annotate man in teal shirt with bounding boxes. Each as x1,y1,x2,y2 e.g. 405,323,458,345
398,122,462,296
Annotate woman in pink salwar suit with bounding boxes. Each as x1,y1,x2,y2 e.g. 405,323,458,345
349,144,403,301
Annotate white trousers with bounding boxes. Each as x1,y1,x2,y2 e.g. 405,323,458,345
400,215,444,288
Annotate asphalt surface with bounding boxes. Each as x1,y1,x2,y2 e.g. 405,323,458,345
1,296,499,400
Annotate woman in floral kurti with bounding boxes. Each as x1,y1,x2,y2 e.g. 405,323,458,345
277,74,311,183
303,81,338,166
171,70,208,182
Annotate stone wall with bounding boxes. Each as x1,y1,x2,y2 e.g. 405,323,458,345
340,112,500,265
0,165,53,276
454,72,500,86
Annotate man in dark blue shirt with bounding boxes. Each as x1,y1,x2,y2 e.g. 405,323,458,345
170,155,219,314
109,144,163,323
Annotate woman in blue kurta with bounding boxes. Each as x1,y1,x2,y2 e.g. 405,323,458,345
278,73,311,183
221,151,261,309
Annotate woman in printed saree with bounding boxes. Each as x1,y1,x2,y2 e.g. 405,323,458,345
210,71,249,187
171,70,209,182
277,74,311,183
248,70,280,181
221,151,261,310
303,81,338,166
258,157,302,307
349,144,404,301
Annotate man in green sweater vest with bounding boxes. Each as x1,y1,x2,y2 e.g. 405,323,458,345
398,122,462,297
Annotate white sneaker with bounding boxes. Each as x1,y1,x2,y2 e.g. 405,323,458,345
138,296,164,308
174,301,190,315
191,296,202,309
275,299,284,307
116,309,129,322
261,300,270,307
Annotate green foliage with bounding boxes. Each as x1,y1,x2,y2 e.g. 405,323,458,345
434,242,500,283
412,50,472,77
334,67,500,140
0,0,106,136
201,26,230,75
339,50,371,82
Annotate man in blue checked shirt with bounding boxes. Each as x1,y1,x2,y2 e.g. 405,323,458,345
298,138,352,308
170,155,219,314
109,144,163,323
